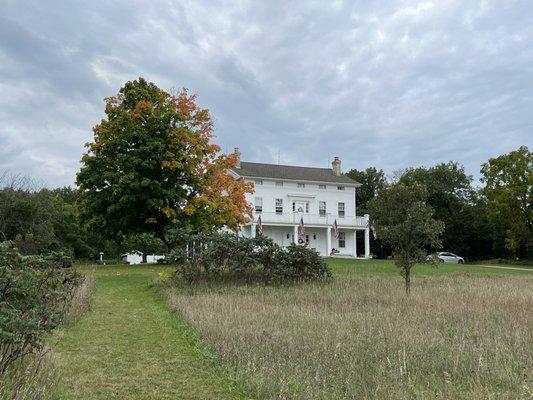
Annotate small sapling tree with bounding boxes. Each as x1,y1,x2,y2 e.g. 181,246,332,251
368,183,444,294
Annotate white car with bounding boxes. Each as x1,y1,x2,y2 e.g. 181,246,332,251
430,252,465,264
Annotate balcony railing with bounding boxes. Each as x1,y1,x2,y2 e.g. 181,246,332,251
253,212,368,228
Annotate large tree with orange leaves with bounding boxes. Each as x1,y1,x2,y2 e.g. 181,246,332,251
77,78,252,251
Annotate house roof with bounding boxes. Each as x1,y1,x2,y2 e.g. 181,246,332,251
232,162,360,186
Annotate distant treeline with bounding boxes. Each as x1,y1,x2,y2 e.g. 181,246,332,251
0,174,165,260
1,146,531,261
347,147,532,261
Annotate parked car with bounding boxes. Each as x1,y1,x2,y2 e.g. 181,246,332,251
428,252,465,264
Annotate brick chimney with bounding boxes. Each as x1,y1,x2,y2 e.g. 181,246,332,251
332,156,341,176
234,147,241,168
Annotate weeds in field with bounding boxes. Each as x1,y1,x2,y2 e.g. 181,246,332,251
65,273,96,322
0,349,58,400
167,274,533,399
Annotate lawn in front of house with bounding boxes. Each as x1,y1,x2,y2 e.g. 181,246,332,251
49,264,249,400
326,257,533,276
167,258,533,399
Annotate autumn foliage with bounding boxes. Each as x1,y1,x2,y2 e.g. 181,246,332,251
77,78,252,250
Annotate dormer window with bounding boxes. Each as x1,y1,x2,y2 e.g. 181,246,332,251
275,181,283,187
319,184,326,189
297,183,305,188
337,186,345,191
255,179,263,185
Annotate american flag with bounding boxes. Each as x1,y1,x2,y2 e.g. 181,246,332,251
298,217,305,238
257,216,264,236
371,223,377,240
332,219,339,238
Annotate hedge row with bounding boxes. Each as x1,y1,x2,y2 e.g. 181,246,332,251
0,242,81,377
170,233,331,283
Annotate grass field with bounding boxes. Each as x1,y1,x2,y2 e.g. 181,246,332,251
48,259,533,399
49,265,248,400
167,258,533,399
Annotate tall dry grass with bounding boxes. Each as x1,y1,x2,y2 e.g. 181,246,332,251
167,274,533,399
0,350,58,400
65,273,95,322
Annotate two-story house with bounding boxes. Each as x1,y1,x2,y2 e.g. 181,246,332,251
230,149,370,258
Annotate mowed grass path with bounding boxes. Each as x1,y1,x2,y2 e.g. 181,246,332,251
50,265,248,400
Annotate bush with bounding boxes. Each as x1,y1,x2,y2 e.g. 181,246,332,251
173,233,331,284
0,242,82,377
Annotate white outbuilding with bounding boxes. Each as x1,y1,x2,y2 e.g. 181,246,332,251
121,251,165,265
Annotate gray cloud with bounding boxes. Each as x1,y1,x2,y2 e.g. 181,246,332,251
1,0,532,187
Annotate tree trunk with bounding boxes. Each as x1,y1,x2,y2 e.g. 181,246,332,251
404,268,411,295
142,252,147,263
156,231,173,253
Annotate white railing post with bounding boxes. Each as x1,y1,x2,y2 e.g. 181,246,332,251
353,230,357,258
326,227,332,256
364,228,370,259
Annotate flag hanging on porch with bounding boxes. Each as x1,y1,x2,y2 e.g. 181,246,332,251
333,219,339,238
257,216,264,236
298,217,306,239
371,223,377,240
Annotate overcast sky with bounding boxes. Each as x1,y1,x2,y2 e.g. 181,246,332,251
1,0,532,188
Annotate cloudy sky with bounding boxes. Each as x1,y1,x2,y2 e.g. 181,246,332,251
1,0,532,187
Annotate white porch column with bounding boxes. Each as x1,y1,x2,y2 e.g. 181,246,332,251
251,223,256,238
326,227,332,256
364,228,370,259
353,230,357,258
293,225,298,244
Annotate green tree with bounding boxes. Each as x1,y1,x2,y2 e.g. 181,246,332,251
345,167,387,214
77,78,252,251
368,183,444,294
481,146,532,256
398,162,495,260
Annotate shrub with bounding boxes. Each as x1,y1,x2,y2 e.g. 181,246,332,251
0,242,82,377
173,233,331,284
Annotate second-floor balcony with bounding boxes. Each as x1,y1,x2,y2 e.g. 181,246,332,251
253,212,369,228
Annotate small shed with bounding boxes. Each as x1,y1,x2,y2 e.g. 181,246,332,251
121,251,165,265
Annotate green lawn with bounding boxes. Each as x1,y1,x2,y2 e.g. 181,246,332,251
50,265,249,400
49,259,532,399
326,257,533,276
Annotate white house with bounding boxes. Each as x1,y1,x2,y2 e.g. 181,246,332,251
230,149,370,258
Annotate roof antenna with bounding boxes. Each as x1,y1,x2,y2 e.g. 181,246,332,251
277,149,280,165
327,152,330,168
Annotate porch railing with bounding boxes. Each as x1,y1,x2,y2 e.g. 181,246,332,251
253,212,368,228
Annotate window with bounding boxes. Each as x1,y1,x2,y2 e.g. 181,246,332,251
275,198,283,214
337,186,345,191
319,201,326,217
338,202,345,217
254,197,263,213
255,179,263,185
297,183,305,188
275,181,284,187
305,202,309,213
319,184,327,190
338,232,346,248
305,234,309,245
292,202,296,212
